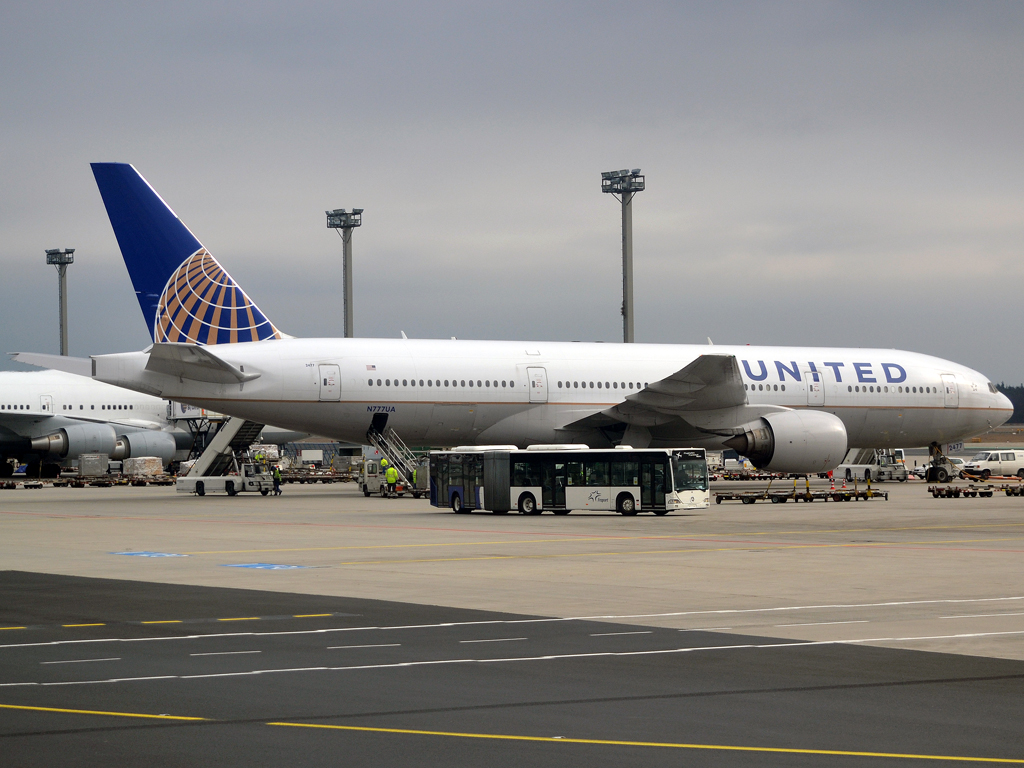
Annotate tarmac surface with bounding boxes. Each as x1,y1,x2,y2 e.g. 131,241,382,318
2,479,1024,764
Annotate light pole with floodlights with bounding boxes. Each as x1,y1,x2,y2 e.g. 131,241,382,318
45,248,75,355
601,169,644,343
325,208,362,338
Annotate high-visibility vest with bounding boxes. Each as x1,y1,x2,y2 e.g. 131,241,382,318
412,469,417,484
385,466,398,483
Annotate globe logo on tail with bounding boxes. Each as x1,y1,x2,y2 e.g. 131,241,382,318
154,249,281,345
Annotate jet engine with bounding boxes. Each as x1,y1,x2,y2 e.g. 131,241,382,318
30,423,117,458
111,431,176,465
724,410,847,474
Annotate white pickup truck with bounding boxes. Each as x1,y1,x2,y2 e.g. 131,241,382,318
176,464,275,496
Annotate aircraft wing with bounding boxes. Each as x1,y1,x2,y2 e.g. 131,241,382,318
9,353,92,377
618,354,747,415
145,343,260,384
564,354,787,434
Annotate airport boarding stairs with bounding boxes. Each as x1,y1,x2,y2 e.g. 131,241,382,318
366,425,423,484
844,448,877,466
185,417,266,477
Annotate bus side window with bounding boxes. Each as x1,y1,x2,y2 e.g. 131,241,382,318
611,461,637,487
513,461,530,486
585,461,609,486
566,461,583,486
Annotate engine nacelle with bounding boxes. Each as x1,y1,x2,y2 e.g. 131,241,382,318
30,423,117,458
724,410,847,474
110,430,177,465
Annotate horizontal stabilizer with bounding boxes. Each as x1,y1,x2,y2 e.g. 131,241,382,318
145,343,260,384
9,352,92,377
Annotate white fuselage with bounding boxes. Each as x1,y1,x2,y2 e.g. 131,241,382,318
0,370,167,441
92,338,1014,450
0,370,306,449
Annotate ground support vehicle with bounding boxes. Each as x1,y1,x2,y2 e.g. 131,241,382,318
716,487,888,504
359,459,408,497
928,480,1024,498
836,449,908,482
176,463,274,496
962,450,1024,480
430,445,709,515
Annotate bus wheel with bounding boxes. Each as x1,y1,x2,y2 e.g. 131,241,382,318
616,493,637,516
518,493,538,515
451,494,465,514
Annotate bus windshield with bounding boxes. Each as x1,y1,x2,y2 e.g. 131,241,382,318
672,453,708,491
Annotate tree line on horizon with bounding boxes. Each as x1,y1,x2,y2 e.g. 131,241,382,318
997,384,1024,424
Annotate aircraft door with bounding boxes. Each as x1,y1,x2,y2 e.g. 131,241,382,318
319,364,341,401
528,367,548,403
941,374,959,408
39,395,53,413
803,369,824,406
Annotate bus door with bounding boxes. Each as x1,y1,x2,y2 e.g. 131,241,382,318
640,461,666,510
542,461,566,508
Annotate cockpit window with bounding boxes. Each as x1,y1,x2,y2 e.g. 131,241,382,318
988,382,999,394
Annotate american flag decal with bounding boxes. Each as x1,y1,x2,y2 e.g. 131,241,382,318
366,364,376,371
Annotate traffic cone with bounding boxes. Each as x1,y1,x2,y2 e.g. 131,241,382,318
842,476,847,490
830,477,835,491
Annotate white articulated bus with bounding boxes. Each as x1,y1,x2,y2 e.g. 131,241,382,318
429,445,709,515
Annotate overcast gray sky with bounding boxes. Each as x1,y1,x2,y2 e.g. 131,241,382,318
3,2,1023,382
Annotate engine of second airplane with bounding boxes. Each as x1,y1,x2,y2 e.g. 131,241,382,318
111,430,177,465
31,423,117,458
724,410,848,474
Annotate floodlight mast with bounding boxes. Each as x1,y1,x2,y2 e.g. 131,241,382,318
601,169,644,343
45,248,75,355
325,208,363,338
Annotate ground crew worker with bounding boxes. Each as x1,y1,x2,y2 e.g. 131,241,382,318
272,465,282,496
385,463,398,497
412,467,417,488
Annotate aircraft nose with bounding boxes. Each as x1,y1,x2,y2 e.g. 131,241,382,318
997,391,1014,412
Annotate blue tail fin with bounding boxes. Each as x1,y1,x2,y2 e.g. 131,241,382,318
91,163,282,345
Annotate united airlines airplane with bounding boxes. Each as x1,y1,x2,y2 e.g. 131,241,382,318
78,163,1012,474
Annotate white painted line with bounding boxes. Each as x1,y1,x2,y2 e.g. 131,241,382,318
40,657,120,665
327,644,401,650
190,651,262,656
7,629,1024,687
590,631,653,637
940,612,1024,620
774,621,870,628
679,627,732,631
4,595,1024,652
459,638,528,644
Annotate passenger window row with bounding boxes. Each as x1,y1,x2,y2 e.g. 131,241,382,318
556,381,649,390
846,385,933,394
746,384,786,391
1,405,30,410
368,378,518,388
